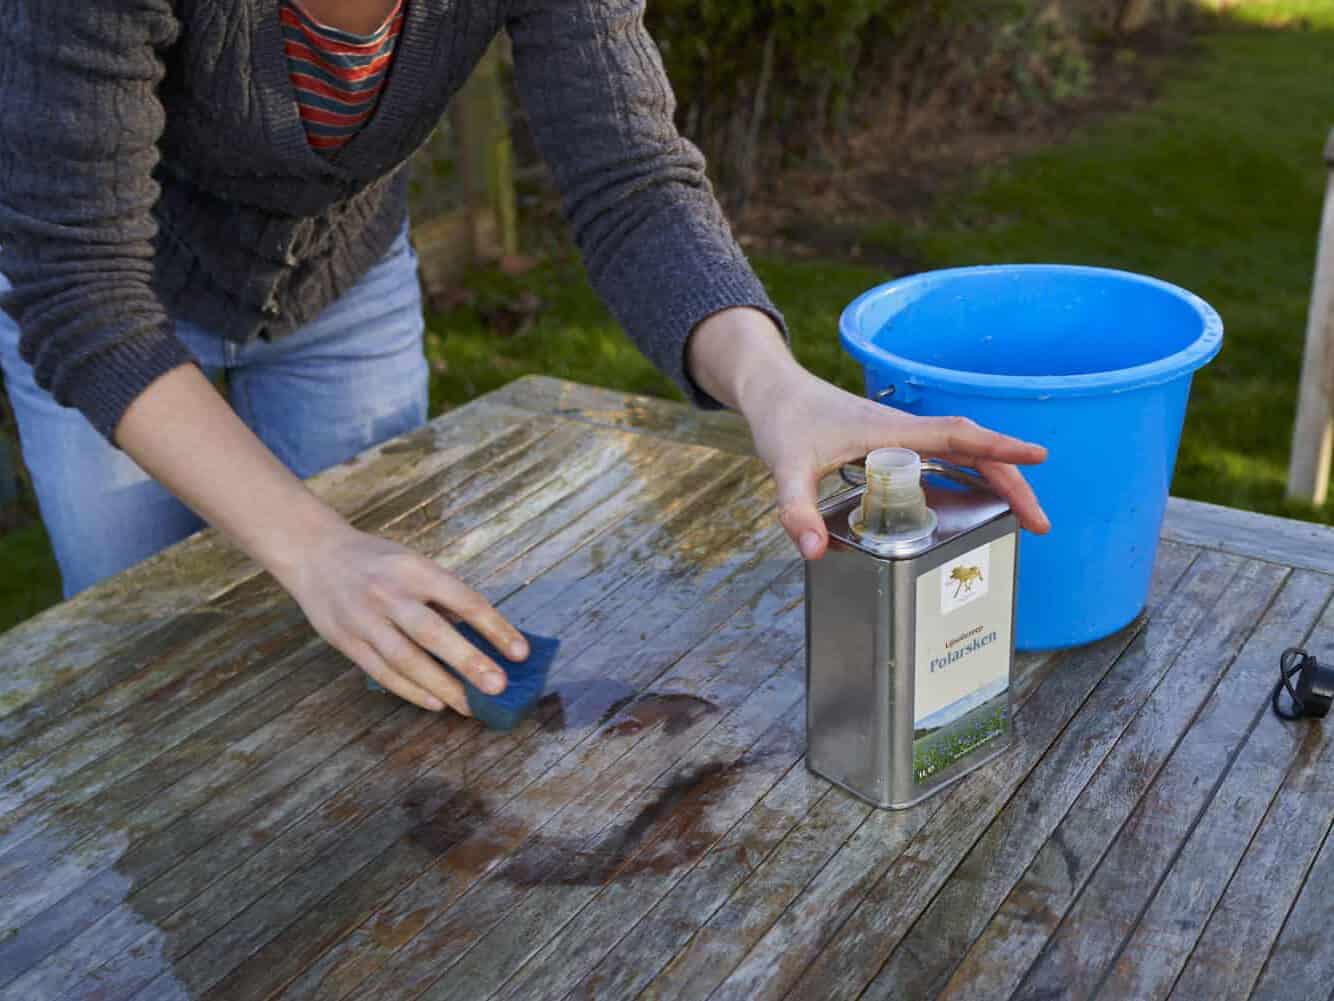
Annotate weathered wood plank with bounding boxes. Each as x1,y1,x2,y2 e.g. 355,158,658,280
0,398,540,715
0,667,397,988
496,377,1334,575
40,444,780,999
0,423,642,966
1246,816,1334,1001
931,557,1290,1001
165,417,587,624
1163,497,1334,576
0,422,597,844
573,654,1055,1001
779,552,1275,1001
0,416,591,782
415,669,808,1001
14,376,1331,1001
418,434,685,588
267,524,803,1001
640,543,1201,1001
0,605,305,773
161,563,803,1001
347,424,601,562
551,757,837,1001
202,545,801,1001
1010,650,1061,709
0,408,584,838
0,658,366,932
493,378,1334,572
0,692,482,1001
0,410,555,749
983,557,1292,1001
0,624,332,841
485,376,759,457
1097,571,1334,1001
482,463,772,648
630,546,1191,1001
498,655,1051,1001
489,378,1334,582
872,562,1316,1001
487,714,820,1001
1168,732,1334,1000
3,432,746,1000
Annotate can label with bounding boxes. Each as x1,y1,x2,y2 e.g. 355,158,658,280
912,534,1015,784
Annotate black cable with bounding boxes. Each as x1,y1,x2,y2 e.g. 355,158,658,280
1273,648,1312,721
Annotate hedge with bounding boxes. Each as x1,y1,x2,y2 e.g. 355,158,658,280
642,0,1194,207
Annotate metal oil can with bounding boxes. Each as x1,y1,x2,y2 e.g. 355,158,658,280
805,448,1018,809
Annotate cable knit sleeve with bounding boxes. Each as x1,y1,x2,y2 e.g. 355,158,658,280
505,0,788,409
0,2,198,443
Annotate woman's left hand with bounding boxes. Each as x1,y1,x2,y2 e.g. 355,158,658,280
742,364,1050,559
686,307,1050,562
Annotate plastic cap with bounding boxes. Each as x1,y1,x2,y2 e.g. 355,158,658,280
865,448,922,490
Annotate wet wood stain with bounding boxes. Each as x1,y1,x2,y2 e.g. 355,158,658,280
403,687,738,888
533,679,638,731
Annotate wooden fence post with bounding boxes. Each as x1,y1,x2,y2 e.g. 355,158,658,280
1119,0,1159,33
410,38,518,304
1286,128,1334,505
451,37,518,261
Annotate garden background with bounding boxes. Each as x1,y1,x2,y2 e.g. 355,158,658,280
2,0,1330,629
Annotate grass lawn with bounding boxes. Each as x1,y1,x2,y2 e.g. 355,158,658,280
0,520,62,629
2,0,1332,632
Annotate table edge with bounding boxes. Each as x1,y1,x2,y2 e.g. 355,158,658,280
494,376,1334,576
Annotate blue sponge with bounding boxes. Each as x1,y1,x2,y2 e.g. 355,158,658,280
365,624,560,731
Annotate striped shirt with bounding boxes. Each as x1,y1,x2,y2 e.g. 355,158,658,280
280,0,405,153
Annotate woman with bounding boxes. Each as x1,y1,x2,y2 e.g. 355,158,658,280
0,0,1048,717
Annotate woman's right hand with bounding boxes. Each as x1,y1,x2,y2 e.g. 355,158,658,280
111,366,527,715
277,523,530,714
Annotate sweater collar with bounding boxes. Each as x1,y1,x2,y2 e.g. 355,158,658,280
254,0,436,182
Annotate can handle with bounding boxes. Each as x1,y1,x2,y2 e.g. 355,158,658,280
871,382,922,411
839,457,992,492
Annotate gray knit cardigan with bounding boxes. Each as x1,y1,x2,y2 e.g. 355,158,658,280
0,0,784,440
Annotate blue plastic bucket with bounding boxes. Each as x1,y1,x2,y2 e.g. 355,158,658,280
840,264,1223,650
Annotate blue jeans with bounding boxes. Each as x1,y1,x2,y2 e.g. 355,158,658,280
0,225,429,599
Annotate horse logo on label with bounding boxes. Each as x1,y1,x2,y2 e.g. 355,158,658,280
949,565,984,598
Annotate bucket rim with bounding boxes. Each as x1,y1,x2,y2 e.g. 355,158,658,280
839,264,1224,399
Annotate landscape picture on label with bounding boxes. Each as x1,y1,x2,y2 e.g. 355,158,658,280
912,676,1008,784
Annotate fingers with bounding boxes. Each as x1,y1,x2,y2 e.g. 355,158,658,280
411,559,528,662
888,415,1047,467
365,620,474,714
298,533,531,717
344,637,459,714
775,466,827,560
391,601,508,696
975,460,1050,534
862,409,1049,532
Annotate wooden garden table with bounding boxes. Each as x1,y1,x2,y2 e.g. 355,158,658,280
2,375,1333,1001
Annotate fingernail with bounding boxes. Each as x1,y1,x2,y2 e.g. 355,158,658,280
484,670,506,695
800,532,821,558
425,696,445,712
509,639,528,660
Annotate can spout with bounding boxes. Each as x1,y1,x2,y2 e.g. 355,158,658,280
850,448,937,548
